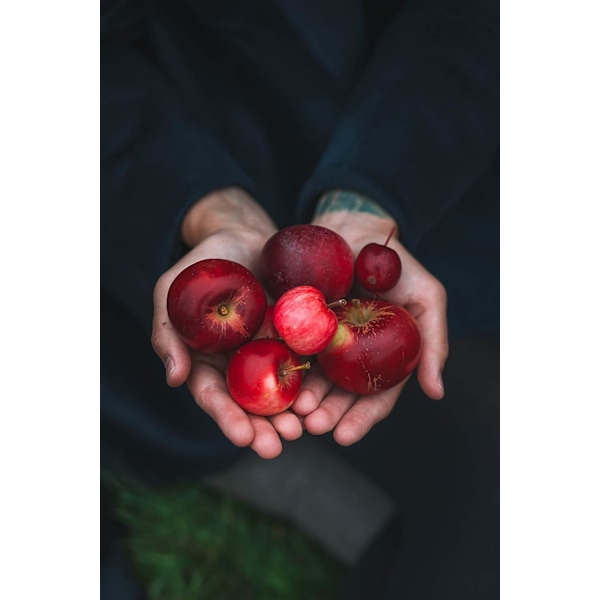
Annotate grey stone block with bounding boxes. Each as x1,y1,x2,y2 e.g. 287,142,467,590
203,436,396,566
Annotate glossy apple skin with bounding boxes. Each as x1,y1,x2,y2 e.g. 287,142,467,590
273,286,339,355
355,243,402,294
317,299,421,395
260,224,354,301
167,259,267,353
226,339,308,416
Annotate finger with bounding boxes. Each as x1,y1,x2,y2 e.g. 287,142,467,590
303,387,357,435
333,381,406,446
248,415,283,459
187,362,255,447
409,286,449,400
151,275,191,387
292,365,334,416
269,411,304,441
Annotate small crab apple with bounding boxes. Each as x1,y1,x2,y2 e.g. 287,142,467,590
226,339,311,416
317,298,421,395
355,227,402,294
260,224,354,301
273,286,346,355
167,258,267,353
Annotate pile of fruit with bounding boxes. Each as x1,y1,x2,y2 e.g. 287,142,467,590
167,224,422,416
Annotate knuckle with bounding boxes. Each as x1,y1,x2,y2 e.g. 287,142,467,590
441,339,450,361
346,405,377,431
153,273,171,304
150,330,163,353
430,280,447,305
195,383,222,409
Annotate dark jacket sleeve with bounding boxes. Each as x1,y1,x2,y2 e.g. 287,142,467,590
101,0,258,327
297,0,499,251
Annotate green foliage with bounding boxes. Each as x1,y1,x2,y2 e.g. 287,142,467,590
103,472,344,600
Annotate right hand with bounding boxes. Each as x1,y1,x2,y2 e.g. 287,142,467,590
151,188,304,459
292,202,449,446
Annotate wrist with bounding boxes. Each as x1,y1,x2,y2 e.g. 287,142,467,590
314,190,394,220
181,187,277,248
312,190,399,242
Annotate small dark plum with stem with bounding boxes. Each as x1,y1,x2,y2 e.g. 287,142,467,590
355,227,402,294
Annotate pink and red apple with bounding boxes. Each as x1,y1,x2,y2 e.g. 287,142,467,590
317,298,421,395
226,338,310,416
167,258,267,353
273,285,345,355
260,224,354,301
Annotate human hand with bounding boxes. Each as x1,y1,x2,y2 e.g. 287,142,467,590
292,191,449,446
151,188,304,459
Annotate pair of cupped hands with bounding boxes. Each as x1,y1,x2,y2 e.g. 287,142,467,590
152,188,449,459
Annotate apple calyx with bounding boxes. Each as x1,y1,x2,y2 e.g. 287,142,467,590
205,291,254,338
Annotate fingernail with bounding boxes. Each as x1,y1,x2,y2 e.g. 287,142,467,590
164,355,175,378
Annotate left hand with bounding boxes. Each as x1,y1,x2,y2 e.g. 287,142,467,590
151,187,304,459
292,207,449,446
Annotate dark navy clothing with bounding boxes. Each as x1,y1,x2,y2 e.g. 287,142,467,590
99,0,500,509
101,1,499,596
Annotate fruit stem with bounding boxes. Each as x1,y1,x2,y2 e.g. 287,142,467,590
384,226,396,247
353,299,366,324
280,361,311,377
326,299,347,309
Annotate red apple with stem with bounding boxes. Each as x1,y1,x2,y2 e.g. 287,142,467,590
260,224,354,301
355,227,402,294
317,298,421,395
226,339,311,416
167,258,267,353
273,285,347,355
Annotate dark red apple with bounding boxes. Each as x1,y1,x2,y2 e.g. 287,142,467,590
260,224,354,301
252,305,279,340
317,298,421,395
167,258,267,353
273,285,346,355
355,228,402,294
226,339,311,416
